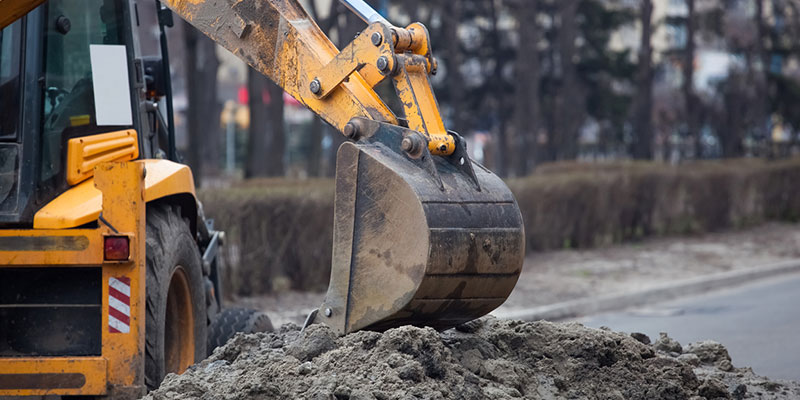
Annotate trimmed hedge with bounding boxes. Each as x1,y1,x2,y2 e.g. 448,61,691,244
200,179,335,296
200,158,800,296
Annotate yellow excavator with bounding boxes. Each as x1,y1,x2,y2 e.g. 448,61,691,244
0,0,524,397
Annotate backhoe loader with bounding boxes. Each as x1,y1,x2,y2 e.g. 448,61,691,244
0,0,524,397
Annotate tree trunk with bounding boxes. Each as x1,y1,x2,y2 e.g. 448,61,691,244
542,8,558,163
305,0,339,177
183,21,221,186
265,82,286,176
754,0,769,141
245,68,269,178
308,116,323,177
442,0,466,134
720,73,747,158
488,0,509,176
632,0,654,159
554,0,582,160
245,68,285,178
513,0,541,175
684,0,700,158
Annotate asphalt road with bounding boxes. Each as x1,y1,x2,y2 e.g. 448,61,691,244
576,272,800,382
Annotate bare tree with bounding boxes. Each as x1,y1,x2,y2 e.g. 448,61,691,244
306,0,340,177
442,0,466,135
512,0,541,174
183,21,221,185
488,0,511,176
554,0,583,160
717,69,749,157
632,0,654,159
684,0,700,157
754,0,769,140
245,68,285,178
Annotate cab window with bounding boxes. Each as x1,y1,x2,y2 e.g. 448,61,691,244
0,20,22,141
41,0,128,182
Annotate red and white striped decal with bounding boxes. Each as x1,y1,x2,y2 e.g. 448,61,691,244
108,277,131,333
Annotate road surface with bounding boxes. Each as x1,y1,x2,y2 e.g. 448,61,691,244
576,272,800,382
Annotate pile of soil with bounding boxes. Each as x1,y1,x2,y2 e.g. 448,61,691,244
146,318,799,400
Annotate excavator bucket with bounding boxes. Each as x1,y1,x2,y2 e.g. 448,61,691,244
312,118,525,335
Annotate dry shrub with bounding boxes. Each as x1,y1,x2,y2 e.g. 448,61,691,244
510,158,800,252
199,179,335,297
201,158,800,296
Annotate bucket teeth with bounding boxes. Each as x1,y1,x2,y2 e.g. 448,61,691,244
314,119,525,335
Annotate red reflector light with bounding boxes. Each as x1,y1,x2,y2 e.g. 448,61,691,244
104,236,130,261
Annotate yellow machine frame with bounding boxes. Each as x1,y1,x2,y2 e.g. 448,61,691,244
0,162,151,397
0,126,197,396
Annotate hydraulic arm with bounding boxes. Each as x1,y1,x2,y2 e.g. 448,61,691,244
0,0,525,336
161,0,457,155
164,0,526,335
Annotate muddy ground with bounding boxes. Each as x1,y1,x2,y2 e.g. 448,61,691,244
147,317,799,400
232,223,800,326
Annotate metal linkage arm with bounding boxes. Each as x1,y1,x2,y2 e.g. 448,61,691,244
164,0,454,155
316,18,453,156
162,0,398,132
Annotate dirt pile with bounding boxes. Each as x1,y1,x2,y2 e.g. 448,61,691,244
146,318,800,400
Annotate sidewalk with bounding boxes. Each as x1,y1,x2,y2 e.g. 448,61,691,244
497,222,800,315
232,222,800,326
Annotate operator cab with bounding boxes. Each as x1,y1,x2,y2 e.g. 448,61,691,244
0,0,155,227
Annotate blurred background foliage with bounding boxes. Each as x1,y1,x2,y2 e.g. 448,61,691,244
134,0,800,296
135,0,800,183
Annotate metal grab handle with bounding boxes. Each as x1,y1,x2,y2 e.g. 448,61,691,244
338,0,390,26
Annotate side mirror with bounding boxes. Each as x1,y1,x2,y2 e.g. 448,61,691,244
142,56,166,99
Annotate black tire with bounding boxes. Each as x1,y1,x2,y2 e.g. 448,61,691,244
144,203,207,390
207,308,273,355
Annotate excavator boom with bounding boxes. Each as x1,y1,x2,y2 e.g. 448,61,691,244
162,0,396,133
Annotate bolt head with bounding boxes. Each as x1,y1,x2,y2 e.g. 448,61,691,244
309,78,321,94
371,32,383,46
324,308,332,317
344,122,359,139
55,15,71,35
402,134,425,159
401,137,414,152
377,56,390,72
439,144,448,153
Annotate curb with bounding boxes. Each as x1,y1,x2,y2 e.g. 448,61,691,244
492,259,800,322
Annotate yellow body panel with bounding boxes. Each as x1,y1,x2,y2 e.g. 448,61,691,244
34,159,195,229
0,162,147,397
95,162,147,396
0,228,103,265
0,357,108,396
67,129,139,185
